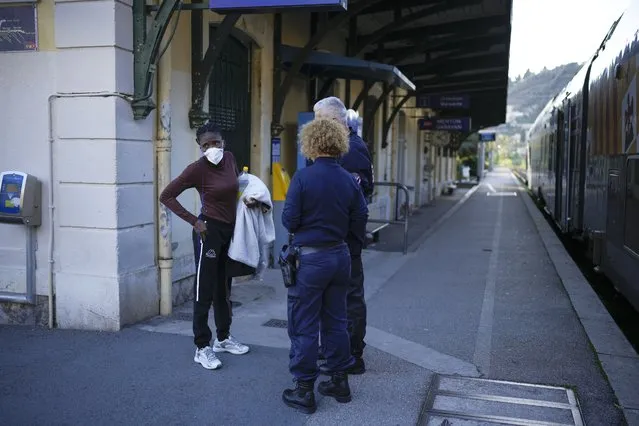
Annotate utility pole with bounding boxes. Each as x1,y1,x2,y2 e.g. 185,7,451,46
477,141,485,182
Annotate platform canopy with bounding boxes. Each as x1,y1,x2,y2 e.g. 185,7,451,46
280,44,416,91
348,0,512,131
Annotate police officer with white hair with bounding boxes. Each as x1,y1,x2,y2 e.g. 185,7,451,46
313,97,373,375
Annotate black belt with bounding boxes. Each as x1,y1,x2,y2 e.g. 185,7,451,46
298,242,344,256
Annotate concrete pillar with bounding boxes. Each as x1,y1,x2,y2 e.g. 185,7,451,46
415,134,424,206
444,148,450,182
478,142,485,181
53,0,157,330
434,147,440,197
438,147,445,193
451,154,457,181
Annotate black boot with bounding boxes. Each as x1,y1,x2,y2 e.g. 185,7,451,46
318,372,351,403
282,380,317,414
320,357,365,375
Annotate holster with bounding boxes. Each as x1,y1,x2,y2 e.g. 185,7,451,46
278,234,299,288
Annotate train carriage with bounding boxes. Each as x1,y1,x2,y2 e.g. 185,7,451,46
527,4,639,311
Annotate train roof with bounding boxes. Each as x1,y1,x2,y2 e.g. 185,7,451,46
588,4,638,85
526,6,632,142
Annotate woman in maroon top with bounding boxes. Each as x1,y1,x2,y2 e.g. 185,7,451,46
160,122,249,371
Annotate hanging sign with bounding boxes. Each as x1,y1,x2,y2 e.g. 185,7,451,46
418,117,472,132
416,95,470,109
479,132,496,142
209,0,347,12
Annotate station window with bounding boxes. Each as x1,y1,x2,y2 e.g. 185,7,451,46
624,158,639,255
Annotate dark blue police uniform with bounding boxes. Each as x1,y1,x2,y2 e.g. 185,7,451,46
282,157,368,384
339,132,373,199
336,131,373,368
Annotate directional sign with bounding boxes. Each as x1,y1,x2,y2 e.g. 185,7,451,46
418,117,472,132
209,0,347,11
479,132,496,142
416,95,470,109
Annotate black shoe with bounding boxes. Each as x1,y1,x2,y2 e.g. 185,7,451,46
318,372,351,403
320,357,365,375
282,380,317,414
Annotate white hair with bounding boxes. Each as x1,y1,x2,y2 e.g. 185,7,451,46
346,109,359,132
313,96,347,127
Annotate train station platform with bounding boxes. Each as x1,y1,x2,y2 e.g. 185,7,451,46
1,169,638,425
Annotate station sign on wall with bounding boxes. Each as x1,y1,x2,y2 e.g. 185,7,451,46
209,0,347,12
416,94,470,109
418,117,472,132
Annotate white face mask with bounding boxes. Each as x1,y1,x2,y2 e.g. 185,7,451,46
204,147,224,165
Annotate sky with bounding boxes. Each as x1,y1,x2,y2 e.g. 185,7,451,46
509,0,631,78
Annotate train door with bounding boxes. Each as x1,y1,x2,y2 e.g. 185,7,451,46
566,101,579,232
606,169,624,253
623,158,639,257
562,102,574,231
554,109,565,223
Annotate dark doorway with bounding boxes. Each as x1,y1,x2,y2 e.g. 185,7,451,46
208,32,252,171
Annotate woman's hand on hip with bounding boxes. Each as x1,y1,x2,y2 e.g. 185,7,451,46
194,219,207,238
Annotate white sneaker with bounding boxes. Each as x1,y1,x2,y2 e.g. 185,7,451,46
213,335,250,355
194,346,222,370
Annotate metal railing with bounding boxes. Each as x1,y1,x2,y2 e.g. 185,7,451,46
368,182,410,255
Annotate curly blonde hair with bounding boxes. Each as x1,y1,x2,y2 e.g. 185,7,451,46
299,118,350,160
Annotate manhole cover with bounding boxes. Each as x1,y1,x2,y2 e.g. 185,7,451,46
263,318,288,328
417,375,584,426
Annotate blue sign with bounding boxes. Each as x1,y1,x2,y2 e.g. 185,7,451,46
0,5,37,52
418,117,472,132
210,0,347,11
480,132,496,142
416,95,470,109
271,138,281,163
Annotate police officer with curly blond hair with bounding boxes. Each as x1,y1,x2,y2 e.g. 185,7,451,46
281,118,369,414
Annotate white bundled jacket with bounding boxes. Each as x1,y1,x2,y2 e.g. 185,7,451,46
228,173,276,268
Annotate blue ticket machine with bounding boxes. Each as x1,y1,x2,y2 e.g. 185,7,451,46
0,171,42,305
0,171,42,226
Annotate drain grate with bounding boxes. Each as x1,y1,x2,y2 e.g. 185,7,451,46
263,318,288,328
417,375,585,426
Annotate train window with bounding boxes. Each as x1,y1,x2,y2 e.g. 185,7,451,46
624,158,639,255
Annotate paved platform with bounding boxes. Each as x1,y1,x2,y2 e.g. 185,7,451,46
368,186,475,254
1,169,637,426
